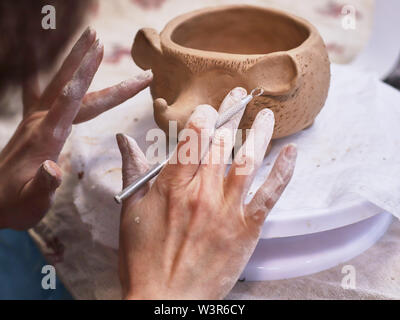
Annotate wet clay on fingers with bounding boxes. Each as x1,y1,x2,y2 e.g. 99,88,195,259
132,5,330,139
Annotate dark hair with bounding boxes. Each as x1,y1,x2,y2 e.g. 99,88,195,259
0,0,93,94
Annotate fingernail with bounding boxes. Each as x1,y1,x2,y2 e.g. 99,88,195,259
81,26,92,38
85,26,96,37
42,161,62,187
285,143,298,159
255,109,275,127
42,161,54,177
116,134,131,153
116,133,126,145
230,87,247,99
258,108,274,118
96,40,104,59
137,69,153,81
82,26,90,36
87,26,95,35
120,133,141,154
91,38,100,49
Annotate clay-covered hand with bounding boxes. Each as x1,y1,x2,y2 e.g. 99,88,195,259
117,87,297,300
0,27,153,230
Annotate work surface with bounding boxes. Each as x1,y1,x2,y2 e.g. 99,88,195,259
2,0,399,299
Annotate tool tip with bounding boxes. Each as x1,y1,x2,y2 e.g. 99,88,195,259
250,87,264,97
114,195,123,204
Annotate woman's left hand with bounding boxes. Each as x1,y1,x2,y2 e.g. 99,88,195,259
0,27,153,230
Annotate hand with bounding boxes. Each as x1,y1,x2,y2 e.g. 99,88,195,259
117,87,297,300
0,27,153,230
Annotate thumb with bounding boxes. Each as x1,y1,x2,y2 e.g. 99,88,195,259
116,134,150,202
23,160,62,196
19,160,62,228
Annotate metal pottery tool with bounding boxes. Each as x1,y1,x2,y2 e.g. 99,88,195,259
114,88,264,204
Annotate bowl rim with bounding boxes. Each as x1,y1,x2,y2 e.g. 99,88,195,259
160,5,318,61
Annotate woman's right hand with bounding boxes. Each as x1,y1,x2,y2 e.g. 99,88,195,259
117,87,297,300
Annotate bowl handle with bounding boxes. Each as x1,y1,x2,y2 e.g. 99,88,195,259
132,28,162,70
245,53,299,96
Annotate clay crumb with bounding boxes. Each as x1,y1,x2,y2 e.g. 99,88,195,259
105,168,122,175
134,118,139,122
78,171,85,180
134,216,140,224
316,164,321,168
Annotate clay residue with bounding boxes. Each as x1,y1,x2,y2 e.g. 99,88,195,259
104,167,122,175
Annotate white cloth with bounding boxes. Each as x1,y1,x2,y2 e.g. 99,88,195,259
68,64,400,250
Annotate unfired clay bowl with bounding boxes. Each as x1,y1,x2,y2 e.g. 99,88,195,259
132,5,331,139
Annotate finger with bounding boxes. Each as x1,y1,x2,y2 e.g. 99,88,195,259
201,87,247,177
245,144,297,226
73,70,153,124
22,161,62,195
19,161,62,224
225,109,275,203
42,39,104,142
39,26,97,109
161,104,218,181
22,61,41,117
116,133,150,204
